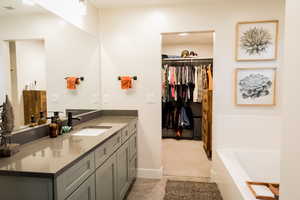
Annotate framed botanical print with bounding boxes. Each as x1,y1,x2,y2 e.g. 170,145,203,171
234,68,276,106
236,20,279,61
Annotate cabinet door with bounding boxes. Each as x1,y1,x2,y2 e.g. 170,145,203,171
129,155,137,184
116,141,130,200
66,174,95,200
96,154,117,200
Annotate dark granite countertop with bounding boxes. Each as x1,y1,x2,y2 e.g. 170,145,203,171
0,116,137,178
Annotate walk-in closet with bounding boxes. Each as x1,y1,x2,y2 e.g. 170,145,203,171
161,32,214,178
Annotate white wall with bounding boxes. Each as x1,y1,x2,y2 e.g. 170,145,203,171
0,41,9,104
11,40,46,127
36,0,99,36
162,43,213,58
0,14,101,115
99,0,285,177
280,0,300,199
16,40,46,91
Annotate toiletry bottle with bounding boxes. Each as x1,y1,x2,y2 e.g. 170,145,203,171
54,112,63,135
29,115,38,127
49,117,58,138
38,112,47,125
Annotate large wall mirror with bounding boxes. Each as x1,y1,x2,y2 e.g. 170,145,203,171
0,0,100,131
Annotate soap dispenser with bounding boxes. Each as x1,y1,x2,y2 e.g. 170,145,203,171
54,112,63,135
49,117,58,138
38,112,47,125
29,115,38,127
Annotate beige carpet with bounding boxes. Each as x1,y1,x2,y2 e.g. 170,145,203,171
162,139,211,178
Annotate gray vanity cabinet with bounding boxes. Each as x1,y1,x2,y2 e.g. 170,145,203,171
116,140,131,200
129,155,137,184
0,120,137,200
55,152,95,200
117,141,130,200
128,134,137,183
95,154,118,200
66,174,95,200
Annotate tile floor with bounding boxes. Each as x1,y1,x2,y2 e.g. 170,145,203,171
126,139,212,200
162,139,211,178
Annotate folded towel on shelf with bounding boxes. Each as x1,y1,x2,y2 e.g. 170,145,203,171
121,76,132,90
67,77,78,90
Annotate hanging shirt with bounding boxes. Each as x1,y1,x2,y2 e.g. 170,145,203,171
202,66,208,89
193,67,199,102
170,67,176,98
197,66,203,102
207,64,213,91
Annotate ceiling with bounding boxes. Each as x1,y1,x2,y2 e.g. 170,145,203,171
0,0,47,16
90,0,210,8
162,32,214,46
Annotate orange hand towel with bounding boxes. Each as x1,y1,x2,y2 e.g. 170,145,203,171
67,77,77,90
121,76,132,90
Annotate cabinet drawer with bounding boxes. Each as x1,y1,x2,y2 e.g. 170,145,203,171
128,121,137,136
129,134,137,160
121,127,130,144
95,132,121,168
66,174,95,200
107,132,122,156
56,153,95,200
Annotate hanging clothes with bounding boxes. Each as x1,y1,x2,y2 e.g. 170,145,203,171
161,60,213,136
162,63,212,103
193,67,199,102
207,64,213,91
194,66,203,103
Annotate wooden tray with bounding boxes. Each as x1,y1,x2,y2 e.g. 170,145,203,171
246,181,279,200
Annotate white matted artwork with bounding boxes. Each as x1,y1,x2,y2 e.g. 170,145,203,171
235,68,276,106
236,20,279,61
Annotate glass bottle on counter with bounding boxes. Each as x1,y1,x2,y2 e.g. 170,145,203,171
54,112,63,135
38,112,47,125
49,117,59,138
29,115,38,127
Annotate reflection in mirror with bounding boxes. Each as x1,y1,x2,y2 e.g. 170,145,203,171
0,1,100,132
7,39,47,129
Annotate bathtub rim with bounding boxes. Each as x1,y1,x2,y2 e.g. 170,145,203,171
216,148,280,200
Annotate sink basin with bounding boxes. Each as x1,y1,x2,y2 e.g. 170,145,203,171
72,126,112,136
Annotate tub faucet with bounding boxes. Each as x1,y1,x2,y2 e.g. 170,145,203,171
67,112,81,127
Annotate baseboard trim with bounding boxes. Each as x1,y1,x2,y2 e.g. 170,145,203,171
137,167,163,179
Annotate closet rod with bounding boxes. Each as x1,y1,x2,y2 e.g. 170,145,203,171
163,58,213,61
162,58,213,63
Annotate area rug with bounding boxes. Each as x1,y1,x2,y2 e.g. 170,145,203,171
164,180,223,200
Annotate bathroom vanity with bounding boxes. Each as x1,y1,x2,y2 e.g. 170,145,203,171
0,114,138,200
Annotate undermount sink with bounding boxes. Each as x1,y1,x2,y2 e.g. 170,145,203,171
72,126,112,136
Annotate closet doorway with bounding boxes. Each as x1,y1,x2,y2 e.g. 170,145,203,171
161,31,214,179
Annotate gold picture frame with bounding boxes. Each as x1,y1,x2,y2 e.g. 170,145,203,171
236,20,279,62
234,68,276,106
